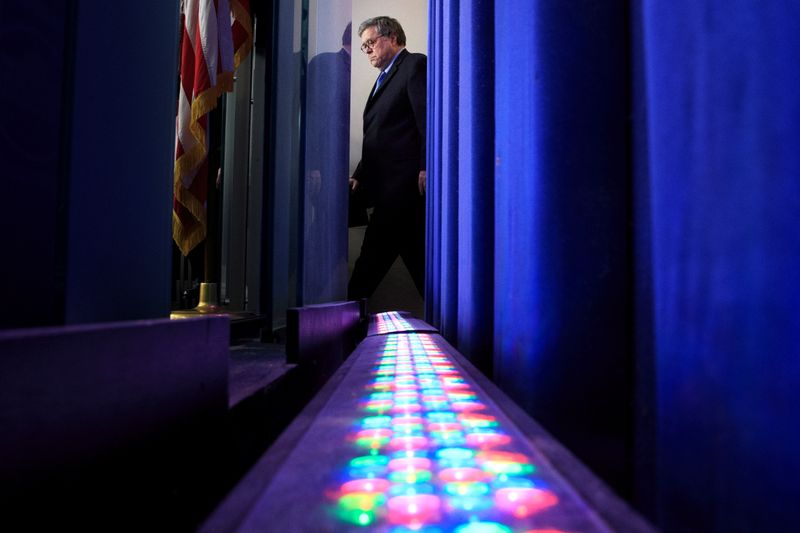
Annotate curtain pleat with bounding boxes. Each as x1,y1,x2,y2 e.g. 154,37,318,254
455,0,495,375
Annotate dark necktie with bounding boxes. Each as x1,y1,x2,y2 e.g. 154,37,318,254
373,70,387,96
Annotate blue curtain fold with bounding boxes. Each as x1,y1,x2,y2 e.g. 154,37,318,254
455,0,495,376
430,0,631,499
493,0,631,491
640,1,800,530
428,0,632,492
427,0,494,374
427,1,800,529
438,1,460,339
426,0,457,335
425,0,443,323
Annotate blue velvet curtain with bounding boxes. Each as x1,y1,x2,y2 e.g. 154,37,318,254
639,1,800,530
427,0,494,376
425,0,442,325
428,0,631,493
428,0,800,529
456,1,495,376
426,0,459,339
493,0,631,492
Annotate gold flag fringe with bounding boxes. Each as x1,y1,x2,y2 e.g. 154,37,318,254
173,1,255,256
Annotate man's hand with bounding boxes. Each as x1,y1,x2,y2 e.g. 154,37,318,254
418,170,427,195
349,177,360,192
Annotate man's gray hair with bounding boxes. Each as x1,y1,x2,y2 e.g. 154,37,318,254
358,16,407,46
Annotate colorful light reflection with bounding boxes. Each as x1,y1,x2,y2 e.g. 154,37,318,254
332,331,560,530
373,311,417,335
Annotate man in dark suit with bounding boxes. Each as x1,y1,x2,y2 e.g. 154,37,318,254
348,16,427,301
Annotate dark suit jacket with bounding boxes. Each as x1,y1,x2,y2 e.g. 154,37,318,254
353,49,427,213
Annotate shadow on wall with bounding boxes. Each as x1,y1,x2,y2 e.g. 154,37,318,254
348,227,424,318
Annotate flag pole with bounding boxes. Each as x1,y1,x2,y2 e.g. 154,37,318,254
195,155,223,313
174,116,223,316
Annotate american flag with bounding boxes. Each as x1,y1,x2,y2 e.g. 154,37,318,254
173,0,252,256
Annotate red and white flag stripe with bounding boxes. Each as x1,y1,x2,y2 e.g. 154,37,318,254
173,0,251,256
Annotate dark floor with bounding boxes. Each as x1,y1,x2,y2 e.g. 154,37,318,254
228,340,293,408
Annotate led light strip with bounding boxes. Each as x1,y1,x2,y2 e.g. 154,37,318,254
373,311,416,335
329,332,567,532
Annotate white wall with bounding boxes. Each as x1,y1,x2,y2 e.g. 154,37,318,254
349,1,428,173
308,0,352,57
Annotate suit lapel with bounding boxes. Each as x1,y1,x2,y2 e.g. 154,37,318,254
365,49,409,114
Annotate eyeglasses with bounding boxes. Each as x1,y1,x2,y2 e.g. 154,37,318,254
360,35,387,53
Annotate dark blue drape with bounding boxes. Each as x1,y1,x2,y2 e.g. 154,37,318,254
429,0,632,493
427,1,494,375
456,0,495,376
427,0,800,529
425,0,443,324
426,0,459,339
439,1,460,340
493,0,631,491
640,1,800,530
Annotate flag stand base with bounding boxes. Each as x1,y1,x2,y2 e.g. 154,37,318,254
170,282,254,320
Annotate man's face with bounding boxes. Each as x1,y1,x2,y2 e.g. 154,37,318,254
360,26,397,70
